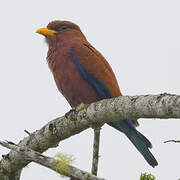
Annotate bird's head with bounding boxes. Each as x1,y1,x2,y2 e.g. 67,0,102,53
36,20,86,46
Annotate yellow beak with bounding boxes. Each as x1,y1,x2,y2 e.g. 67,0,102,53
36,28,56,36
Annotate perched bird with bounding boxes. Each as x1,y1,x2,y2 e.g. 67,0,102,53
36,20,158,167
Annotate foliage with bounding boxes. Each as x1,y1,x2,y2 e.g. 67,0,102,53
53,153,74,176
140,173,155,180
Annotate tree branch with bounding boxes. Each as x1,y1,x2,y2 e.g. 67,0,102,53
0,93,180,179
0,141,105,180
91,127,101,175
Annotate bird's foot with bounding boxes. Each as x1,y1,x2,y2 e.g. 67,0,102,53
65,103,87,120
75,103,86,112
75,103,87,119
65,108,76,119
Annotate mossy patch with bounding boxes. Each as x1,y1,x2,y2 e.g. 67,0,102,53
53,153,74,177
84,173,91,180
140,173,155,180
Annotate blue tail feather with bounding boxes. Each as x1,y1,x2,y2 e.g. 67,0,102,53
108,120,158,167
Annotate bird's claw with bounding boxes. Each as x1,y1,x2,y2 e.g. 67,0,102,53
65,108,76,119
75,103,86,112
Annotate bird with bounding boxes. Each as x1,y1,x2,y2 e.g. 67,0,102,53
36,20,158,167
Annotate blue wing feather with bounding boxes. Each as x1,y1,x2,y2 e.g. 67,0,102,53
71,46,111,99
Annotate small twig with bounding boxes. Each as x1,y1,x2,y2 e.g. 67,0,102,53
0,141,105,180
24,129,31,135
164,140,180,143
91,127,101,176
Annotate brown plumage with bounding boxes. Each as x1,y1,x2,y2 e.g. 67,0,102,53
36,20,158,167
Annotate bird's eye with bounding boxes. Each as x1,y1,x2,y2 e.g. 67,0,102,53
61,25,69,30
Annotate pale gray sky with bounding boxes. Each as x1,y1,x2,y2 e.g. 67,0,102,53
0,0,180,179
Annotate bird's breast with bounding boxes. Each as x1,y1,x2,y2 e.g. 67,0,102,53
47,46,100,107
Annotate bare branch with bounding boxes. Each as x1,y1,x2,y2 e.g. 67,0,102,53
24,129,31,135
0,141,105,180
164,140,180,143
91,127,101,175
0,93,180,179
